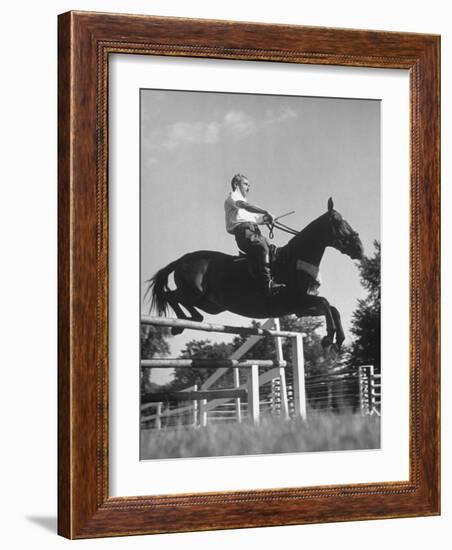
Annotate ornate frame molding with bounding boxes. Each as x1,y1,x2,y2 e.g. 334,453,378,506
58,11,440,538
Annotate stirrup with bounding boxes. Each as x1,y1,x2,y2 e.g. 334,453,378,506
265,281,286,296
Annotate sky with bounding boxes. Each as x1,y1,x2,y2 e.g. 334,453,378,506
140,89,380,383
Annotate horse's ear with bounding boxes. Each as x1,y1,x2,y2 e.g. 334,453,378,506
328,197,334,212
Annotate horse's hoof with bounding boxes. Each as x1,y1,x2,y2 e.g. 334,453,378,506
171,327,184,336
321,336,334,349
336,336,345,349
330,344,340,355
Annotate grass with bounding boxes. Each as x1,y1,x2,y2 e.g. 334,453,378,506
140,413,380,460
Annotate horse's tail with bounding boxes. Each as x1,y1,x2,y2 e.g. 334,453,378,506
145,259,180,316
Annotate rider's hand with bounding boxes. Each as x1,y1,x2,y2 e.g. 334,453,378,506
263,212,274,224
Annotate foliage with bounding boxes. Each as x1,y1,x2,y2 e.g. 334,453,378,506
171,340,234,390
141,325,171,359
348,241,381,372
140,325,172,394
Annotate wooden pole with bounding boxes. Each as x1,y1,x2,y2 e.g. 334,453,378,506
273,318,290,420
192,384,198,426
247,364,260,424
270,378,277,415
200,318,276,391
155,403,162,430
142,388,247,403
291,335,307,420
358,366,366,414
233,367,242,423
141,315,301,338
142,358,286,368
200,399,207,427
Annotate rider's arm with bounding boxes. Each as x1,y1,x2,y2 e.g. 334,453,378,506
235,201,273,223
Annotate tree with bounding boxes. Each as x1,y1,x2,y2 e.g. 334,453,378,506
171,339,234,389
140,325,172,394
141,325,171,358
348,240,381,372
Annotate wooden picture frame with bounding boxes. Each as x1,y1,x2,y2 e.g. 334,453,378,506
58,11,440,539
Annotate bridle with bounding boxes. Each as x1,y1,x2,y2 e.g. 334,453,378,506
329,215,359,252
266,211,299,239
267,211,359,253
266,220,298,239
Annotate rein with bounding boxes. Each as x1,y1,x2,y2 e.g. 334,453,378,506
267,220,298,239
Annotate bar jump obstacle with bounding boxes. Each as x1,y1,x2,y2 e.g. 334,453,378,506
140,316,307,426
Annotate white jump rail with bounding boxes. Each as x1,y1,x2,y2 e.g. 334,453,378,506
141,315,303,338
141,316,307,423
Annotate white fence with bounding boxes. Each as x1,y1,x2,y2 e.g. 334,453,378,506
141,316,380,428
141,316,306,427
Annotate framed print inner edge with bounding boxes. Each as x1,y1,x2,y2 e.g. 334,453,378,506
112,56,408,496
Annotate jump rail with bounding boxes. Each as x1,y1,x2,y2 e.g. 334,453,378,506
141,316,307,424
141,315,302,338
142,359,287,368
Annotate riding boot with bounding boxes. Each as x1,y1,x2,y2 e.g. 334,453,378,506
259,255,285,296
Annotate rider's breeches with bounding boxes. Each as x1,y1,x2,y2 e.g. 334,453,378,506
233,223,272,287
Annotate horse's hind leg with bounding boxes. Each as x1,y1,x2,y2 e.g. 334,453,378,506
184,304,204,322
165,290,204,335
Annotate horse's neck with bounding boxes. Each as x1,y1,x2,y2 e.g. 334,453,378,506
280,217,327,267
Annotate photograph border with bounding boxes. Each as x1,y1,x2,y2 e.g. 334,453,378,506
58,11,440,538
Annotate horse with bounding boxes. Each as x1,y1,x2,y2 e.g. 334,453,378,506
146,198,363,349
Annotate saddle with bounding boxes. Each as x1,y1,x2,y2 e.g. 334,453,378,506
234,244,280,285
235,244,279,264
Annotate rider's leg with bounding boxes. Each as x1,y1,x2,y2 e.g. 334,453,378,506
247,236,284,295
235,223,284,296
254,235,285,295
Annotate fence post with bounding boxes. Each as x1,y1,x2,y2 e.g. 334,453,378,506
359,365,370,415
192,384,198,426
291,335,307,420
247,364,260,424
273,318,290,420
155,402,162,430
200,399,208,427
270,378,278,415
368,365,381,416
233,367,242,423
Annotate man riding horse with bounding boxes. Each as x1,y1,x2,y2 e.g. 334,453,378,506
225,173,285,296
147,193,363,348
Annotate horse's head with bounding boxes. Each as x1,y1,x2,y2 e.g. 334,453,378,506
326,198,364,260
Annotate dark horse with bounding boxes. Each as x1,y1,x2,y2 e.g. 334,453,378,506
147,199,363,349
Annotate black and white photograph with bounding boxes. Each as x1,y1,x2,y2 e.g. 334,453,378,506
140,88,381,460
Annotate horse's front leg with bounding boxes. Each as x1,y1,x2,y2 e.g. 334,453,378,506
330,306,345,349
297,294,336,349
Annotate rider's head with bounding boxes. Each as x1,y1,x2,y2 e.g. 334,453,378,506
231,174,250,197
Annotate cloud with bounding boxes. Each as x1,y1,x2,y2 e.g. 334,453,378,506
163,121,220,149
148,105,298,151
264,106,297,124
222,110,256,138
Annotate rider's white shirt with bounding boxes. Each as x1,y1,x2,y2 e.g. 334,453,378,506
224,189,265,234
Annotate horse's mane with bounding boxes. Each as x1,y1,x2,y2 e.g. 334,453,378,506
281,211,329,255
